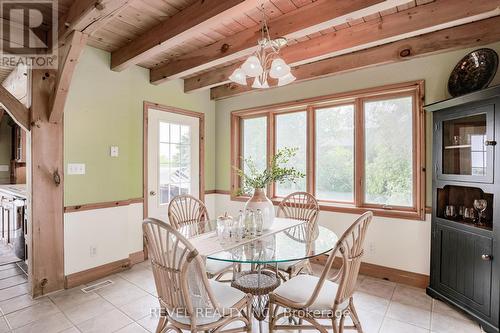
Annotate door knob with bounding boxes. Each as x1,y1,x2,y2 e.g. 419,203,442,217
481,254,492,261
149,191,156,196
485,140,497,146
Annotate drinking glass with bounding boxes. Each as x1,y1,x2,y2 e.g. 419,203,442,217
444,205,456,218
473,199,487,225
464,208,477,223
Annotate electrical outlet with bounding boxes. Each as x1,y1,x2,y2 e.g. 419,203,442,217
90,246,97,257
369,243,376,255
67,163,86,175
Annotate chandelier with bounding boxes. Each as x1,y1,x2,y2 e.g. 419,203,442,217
228,5,296,89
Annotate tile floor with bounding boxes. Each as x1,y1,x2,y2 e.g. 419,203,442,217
0,261,486,333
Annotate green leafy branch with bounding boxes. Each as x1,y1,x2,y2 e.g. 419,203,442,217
233,147,305,195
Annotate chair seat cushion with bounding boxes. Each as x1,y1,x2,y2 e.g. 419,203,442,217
205,259,233,276
272,274,347,311
170,280,247,325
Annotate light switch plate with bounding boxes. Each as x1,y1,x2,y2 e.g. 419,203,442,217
67,163,85,175
110,146,119,157
0,165,9,172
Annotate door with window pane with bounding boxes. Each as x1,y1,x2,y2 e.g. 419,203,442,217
148,108,200,221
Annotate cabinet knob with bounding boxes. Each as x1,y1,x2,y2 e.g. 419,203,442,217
485,140,497,146
481,254,492,261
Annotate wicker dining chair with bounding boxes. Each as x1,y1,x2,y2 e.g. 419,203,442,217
143,218,252,333
167,194,209,229
276,192,320,280
168,194,232,280
268,211,373,333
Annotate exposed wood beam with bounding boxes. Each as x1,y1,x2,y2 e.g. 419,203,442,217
210,16,500,99
111,0,262,72
150,0,414,84
31,69,64,297
49,31,88,123
59,0,131,43
185,0,500,92
0,84,30,130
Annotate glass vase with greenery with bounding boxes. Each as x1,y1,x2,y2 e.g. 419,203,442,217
234,147,305,195
234,147,305,230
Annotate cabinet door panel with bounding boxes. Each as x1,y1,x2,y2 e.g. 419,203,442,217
434,104,495,184
436,224,492,316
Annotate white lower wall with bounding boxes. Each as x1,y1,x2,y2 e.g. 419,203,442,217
213,194,431,275
64,203,143,275
63,193,431,276
63,194,216,276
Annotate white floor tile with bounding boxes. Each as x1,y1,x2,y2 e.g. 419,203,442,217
77,309,133,333
12,312,73,333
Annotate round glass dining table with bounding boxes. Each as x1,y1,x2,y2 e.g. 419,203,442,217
180,218,339,330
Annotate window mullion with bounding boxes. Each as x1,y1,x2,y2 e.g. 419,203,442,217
307,106,315,195
354,98,365,207
268,112,275,198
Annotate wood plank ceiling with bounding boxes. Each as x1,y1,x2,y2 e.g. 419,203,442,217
2,0,500,99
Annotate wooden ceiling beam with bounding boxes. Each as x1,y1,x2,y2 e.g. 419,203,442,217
210,16,500,99
49,31,88,123
0,84,30,130
150,0,413,84
59,0,131,43
185,0,500,93
110,0,262,72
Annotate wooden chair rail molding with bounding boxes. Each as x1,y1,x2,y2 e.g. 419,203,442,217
64,190,221,213
64,198,144,213
311,254,430,289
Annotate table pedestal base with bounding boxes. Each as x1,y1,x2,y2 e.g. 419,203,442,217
231,270,280,323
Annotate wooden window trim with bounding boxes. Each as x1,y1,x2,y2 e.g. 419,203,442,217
230,81,426,220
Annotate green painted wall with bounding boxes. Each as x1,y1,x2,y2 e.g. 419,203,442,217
214,42,500,207
0,118,11,184
64,46,215,206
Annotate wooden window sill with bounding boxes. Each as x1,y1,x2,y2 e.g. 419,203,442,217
230,195,427,221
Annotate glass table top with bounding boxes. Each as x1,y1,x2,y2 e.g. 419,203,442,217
179,218,339,264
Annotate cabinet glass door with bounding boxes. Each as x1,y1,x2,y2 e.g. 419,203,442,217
436,105,494,183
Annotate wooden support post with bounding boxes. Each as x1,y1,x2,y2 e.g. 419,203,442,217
30,69,64,297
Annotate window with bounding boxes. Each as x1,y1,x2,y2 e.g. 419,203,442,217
315,105,354,202
241,116,267,177
364,96,413,207
231,81,425,220
275,112,307,196
159,122,192,204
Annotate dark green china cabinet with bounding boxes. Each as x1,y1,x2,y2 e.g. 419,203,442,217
426,85,500,333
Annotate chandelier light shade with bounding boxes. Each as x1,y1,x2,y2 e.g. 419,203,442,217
229,68,247,85
269,58,290,79
277,72,296,86
252,77,269,89
228,5,295,89
241,56,263,77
